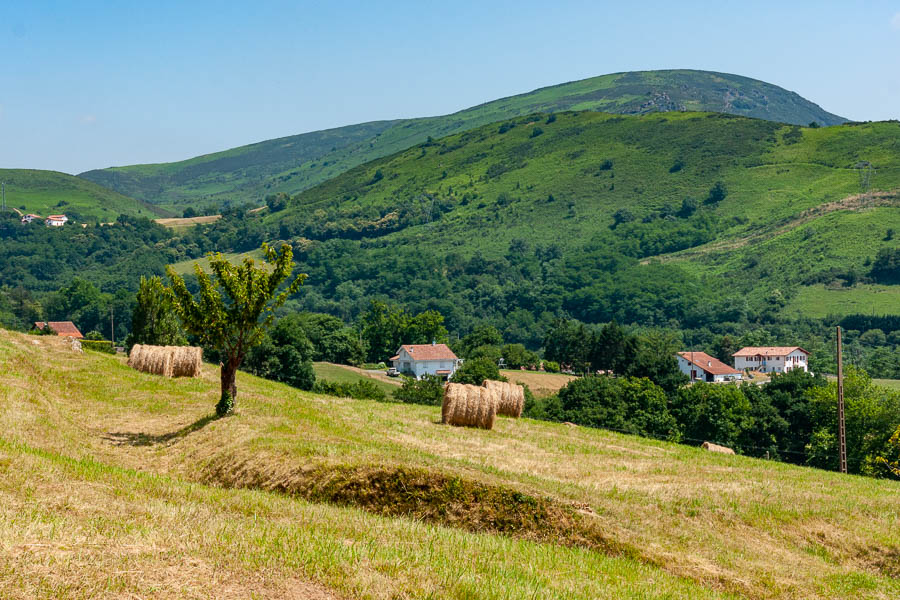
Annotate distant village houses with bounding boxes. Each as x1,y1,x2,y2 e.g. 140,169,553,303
676,351,742,383
733,347,809,374
21,213,42,224
45,214,68,227
33,321,84,339
391,343,460,380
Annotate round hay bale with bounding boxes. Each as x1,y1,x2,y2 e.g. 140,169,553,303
701,441,735,455
127,344,202,378
483,379,524,418
442,382,496,429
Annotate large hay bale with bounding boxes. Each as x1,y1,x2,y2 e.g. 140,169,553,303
442,383,497,429
128,344,202,378
171,346,202,377
701,441,735,455
483,379,524,418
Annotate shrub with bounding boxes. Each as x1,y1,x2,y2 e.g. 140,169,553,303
451,357,507,385
81,340,115,354
394,374,444,405
704,181,727,205
530,127,544,138
313,379,387,401
542,360,560,373
545,114,556,124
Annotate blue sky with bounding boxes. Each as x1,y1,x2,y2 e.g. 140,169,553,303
2,0,899,174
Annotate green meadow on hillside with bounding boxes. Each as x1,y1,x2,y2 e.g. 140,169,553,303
0,168,165,221
79,69,845,209
1,330,898,599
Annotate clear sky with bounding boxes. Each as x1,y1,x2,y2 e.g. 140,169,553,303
2,0,899,174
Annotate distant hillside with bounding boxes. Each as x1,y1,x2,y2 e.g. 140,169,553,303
0,169,166,221
79,70,846,209
208,111,896,344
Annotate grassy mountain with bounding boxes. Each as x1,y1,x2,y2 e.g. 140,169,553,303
0,168,166,221
4,329,899,599
234,110,897,328
79,70,845,210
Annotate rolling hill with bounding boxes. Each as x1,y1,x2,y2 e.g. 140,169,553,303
78,70,845,210
2,329,898,599
0,168,167,221
210,110,896,337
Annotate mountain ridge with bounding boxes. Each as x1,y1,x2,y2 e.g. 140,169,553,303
79,69,846,209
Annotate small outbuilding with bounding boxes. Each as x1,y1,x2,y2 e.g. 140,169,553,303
391,342,460,380
677,351,742,383
33,321,84,339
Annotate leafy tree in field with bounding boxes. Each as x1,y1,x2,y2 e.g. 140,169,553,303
621,330,686,393
558,376,680,440
450,357,506,385
469,344,503,364
677,197,698,218
127,276,186,350
166,244,306,416
394,374,445,406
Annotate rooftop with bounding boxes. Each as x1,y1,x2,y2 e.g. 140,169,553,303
396,343,458,361
733,346,807,357
677,351,741,375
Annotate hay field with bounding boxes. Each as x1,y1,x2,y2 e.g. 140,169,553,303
154,215,222,229
500,369,577,397
1,329,898,599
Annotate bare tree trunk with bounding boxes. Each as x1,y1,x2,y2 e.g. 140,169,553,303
217,357,239,416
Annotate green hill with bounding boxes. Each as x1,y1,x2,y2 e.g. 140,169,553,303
0,169,167,221
211,110,894,338
78,70,845,210
1,330,897,599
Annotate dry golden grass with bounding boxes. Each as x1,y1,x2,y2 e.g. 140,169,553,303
2,329,899,599
154,215,221,228
500,369,577,398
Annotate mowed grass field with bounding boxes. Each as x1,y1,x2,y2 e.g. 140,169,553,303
312,361,400,397
1,330,899,599
783,284,900,319
500,369,577,398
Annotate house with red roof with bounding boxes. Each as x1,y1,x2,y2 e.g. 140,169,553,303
677,351,742,383
45,214,68,227
733,347,808,374
390,343,460,380
33,321,84,339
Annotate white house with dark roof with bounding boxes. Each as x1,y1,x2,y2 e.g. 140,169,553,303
390,343,460,380
733,346,809,374
677,351,743,383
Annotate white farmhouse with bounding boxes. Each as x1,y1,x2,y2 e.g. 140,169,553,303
45,214,68,227
391,343,460,380
732,346,809,374
21,213,42,224
677,351,743,382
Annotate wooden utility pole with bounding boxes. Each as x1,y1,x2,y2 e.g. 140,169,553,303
837,326,848,474
110,305,115,347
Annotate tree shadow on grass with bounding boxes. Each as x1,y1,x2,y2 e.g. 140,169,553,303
103,413,220,447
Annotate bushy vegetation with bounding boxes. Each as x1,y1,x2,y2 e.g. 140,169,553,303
394,374,445,405
450,357,506,385
312,378,387,401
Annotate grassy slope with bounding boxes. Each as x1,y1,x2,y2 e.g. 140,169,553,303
0,169,167,220
78,70,845,208
263,110,900,308
312,361,400,397
2,330,898,599
783,284,900,319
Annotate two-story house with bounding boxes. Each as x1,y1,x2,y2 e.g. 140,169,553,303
733,346,809,374
390,343,460,380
